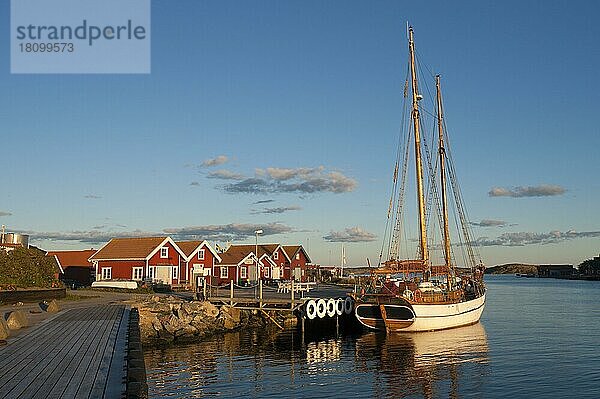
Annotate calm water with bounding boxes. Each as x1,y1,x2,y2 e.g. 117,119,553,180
144,276,600,398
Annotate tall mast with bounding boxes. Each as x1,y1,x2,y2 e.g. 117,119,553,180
436,75,453,290
408,26,428,264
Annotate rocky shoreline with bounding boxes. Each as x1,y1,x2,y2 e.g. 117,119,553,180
127,296,296,347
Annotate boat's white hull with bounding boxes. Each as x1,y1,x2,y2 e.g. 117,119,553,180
355,293,486,332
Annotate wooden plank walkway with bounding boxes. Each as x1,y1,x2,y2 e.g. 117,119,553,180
0,305,129,399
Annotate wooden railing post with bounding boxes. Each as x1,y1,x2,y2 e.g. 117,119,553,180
230,280,234,306
291,279,295,308
259,279,263,309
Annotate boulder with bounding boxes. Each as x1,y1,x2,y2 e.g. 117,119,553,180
46,299,60,313
139,314,159,339
222,317,237,330
0,318,9,340
6,310,29,330
198,301,219,318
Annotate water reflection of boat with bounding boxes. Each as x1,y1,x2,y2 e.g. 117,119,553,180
354,323,489,397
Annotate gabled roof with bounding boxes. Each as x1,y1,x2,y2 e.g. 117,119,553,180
219,245,260,266
259,253,277,267
47,250,96,273
283,245,312,263
175,240,222,263
89,237,185,261
226,244,291,262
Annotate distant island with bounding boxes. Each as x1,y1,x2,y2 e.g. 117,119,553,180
484,263,538,275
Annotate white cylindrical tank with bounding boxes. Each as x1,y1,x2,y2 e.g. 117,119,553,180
3,233,29,248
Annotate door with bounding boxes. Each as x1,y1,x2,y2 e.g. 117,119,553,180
155,266,171,284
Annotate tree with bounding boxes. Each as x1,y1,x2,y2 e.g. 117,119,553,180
0,247,59,288
579,256,600,276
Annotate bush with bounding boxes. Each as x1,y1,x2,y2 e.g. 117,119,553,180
0,247,60,288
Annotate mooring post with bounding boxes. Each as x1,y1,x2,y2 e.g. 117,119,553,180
230,280,234,306
291,280,295,308
259,279,263,309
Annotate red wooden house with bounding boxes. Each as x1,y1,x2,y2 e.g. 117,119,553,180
175,240,221,288
216,246,261,285
224,244,287,281
47,249,97,286
283,245,311,282
89,237,186,285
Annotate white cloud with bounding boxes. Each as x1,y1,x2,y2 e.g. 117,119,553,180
164,222,293,241
251,205,302,215
201,155,229,167
323,226,377,243
489,185,566,198
470,219,508,227
476,230,600,247
207,169,246,180
213,166,357,194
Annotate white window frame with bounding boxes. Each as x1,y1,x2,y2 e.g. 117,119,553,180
240,266,247,279
296,253,300,260
198,249,205,260
264,267,270,278
160,247,169,258
273,251,278,260
173,266,178,280
132,267,143,281
148,266,155,280
220,266,228,278
101,267,112,280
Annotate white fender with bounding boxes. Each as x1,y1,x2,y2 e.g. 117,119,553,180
306,299,317,320
326,298,336,317
344,296,353,314
335,298,344,316
316,298,327,318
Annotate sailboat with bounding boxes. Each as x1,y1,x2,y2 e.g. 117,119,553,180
353,26,486,332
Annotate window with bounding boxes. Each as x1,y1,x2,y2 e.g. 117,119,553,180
264,267,270,278
148,267,155,280
173,266,178,280
198,249,205,260
132,267,143,281
240,266,247,279
296,253,300,260
160,247,169,258
220,266,228,278
101,267,112,280
273,252,278,260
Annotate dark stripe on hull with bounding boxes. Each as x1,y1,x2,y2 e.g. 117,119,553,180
355,304,415,331
355,297,485,332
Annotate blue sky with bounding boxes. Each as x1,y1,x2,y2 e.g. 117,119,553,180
1,1,599,267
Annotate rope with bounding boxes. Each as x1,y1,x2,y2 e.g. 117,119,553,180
233,283,259,289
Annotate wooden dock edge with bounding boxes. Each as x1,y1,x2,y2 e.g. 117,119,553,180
126,307,148,399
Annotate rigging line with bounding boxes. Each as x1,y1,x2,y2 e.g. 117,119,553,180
389,62,412,261
442,118,482,266
420,115,445,261
391,120,411,260
415,54,436,110
380,60,411,265
414,47,437,80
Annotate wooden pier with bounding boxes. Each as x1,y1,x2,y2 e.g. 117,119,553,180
0,305,132,399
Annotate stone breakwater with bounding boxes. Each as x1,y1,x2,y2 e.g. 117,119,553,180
129,296,293,346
